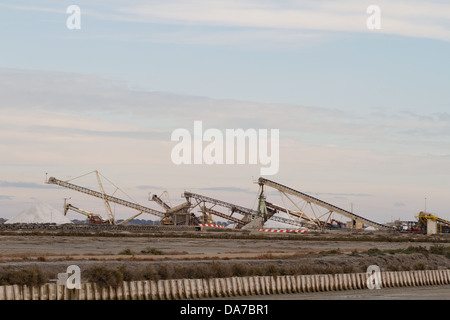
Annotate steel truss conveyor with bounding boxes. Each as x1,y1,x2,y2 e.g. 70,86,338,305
183,191,255,226
257,177,394,231
46,176,165,220
183,191,306,229
204,208,247,227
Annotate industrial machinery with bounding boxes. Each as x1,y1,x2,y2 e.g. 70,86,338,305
150,192,199,226
389,220,422,233
45,171,401,232
47,171,198,226
256,177,395,231
46,171,166,225
416,211,450,234
64,200,107,224
182,191,309,230
183,191,255,229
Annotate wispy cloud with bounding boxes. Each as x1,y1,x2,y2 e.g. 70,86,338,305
113,0,450,43
123,0,450,41
2,67,449,160
196,186,253,194
136,185,165,191
0,181,56,189
2,1,450,45
310,192,372,198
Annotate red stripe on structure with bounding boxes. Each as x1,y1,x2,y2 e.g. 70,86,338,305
198,224,226,228
258,229,307,233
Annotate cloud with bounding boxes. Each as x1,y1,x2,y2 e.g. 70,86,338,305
0,195,14,200
1,67,439,143
310,192,372,198
434,112,450,121
2,1,450,46
117,1,439,27
1,67,449,168
0,181,57,189
196,186,253,193
0,67,350,131
114,0,450,43
136,185,165,190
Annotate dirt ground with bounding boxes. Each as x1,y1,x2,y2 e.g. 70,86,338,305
0,230,449,278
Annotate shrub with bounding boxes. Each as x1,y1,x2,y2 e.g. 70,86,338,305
348,250,361,257
402,246,429,256
320,249,341,256
140,247,164,255
231,263,248,277
342,265,354,273
173,264,214,279
386,264,396,271
0,267,48,286
119,248,135,255
84,266,123,288
413,263,426,270
157,265,172,279
140,265,159,281
0,266,48,286
365,248,384,256
210,261,232,278
429,245,450,258
118,266,136,281
263,264,279,276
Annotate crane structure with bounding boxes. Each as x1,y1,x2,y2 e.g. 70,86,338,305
64,201,107,224
46,172,166,225
257,177,394,231
47,171,197,226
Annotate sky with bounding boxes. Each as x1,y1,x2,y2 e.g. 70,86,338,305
0,0,449,225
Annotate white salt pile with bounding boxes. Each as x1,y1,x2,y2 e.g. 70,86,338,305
5,202,73,225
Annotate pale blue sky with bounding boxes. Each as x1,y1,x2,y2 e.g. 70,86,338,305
1,1,449,110
1,1,449,224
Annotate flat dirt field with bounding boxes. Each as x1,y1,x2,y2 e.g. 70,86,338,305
1,229,449,275
1,229,449,300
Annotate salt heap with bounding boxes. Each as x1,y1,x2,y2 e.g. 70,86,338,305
5,202,73,225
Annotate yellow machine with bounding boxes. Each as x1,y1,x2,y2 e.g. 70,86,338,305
415,211,450,234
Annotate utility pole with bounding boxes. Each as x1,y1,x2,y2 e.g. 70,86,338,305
425,197,427,213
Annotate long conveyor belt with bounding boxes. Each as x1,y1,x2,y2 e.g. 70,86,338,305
184,191,309,229
258,177,394,231
47,177,165,219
